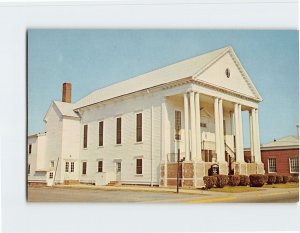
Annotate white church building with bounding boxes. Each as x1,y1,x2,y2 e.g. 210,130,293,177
27,46,264,188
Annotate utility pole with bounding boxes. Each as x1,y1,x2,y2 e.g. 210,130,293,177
176,148,185,193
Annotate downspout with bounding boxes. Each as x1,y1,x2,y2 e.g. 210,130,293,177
150,105,153,186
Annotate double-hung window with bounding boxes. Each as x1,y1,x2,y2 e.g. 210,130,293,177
99,121,104,146
289,157,299,173
136,113,142,142
98,161,103,173
82,162,87,175
83,125,88,148
175,110,181,140
116,117,122,144
136,159,143,175
268,158,276,173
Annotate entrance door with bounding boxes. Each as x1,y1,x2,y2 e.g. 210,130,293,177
116,162,121,181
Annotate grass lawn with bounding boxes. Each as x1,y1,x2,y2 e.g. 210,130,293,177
264,183,299,189
207,186,262,193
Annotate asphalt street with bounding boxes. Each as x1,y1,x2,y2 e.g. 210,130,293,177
28,186,299,203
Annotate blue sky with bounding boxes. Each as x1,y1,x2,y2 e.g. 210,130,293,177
28,29,299,146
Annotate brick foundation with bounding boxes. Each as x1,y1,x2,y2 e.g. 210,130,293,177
64,180,80,185
28,182,46,187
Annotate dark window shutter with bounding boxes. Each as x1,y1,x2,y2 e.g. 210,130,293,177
82,162,87,175
175,111,181,140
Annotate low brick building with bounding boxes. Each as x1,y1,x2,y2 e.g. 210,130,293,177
245,136,299,176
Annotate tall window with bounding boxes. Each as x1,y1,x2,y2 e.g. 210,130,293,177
99,121,104,146
136,159,143,175
49,172,53,179
289,158,299,173
71,162,74,172
268,158,276,173
82,162,87,175
175,110,181,140
50,161,54,168
28,164,30,175
116,117,122,144
65,162,69,172
28,144,32,154
98,161,103,172
136,113,142,142
83,125,88,148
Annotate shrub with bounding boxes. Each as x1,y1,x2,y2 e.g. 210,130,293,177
289,176,299,183
264,175,269,184
216,175,229,188
282,176,289,184
249,174,265,187
228,175,240,186
267,175,276,185
239,175,250,186
203,176,217,189
275,175,283,184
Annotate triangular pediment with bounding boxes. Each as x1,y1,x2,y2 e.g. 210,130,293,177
193,47,262,101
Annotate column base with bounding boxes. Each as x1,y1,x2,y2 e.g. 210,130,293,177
234,162,248,175
256,162,265,174
234,162,265,175
218,161,229,175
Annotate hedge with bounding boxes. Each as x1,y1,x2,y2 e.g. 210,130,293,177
216,175,229,188
203,176,217,189
267,175,276,185
249,174,265,187
282,176,289,184
289,176,299,183
275,175,283,184
228,175,240,186
239,175,250,186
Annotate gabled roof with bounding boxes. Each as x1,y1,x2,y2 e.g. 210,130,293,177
53,101,79,118
44,101,79,122
261,135,299,148
74,46,238,109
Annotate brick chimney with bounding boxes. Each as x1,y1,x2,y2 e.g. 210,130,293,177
62,82,71,103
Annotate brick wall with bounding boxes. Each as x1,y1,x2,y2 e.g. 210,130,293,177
245,148,299,176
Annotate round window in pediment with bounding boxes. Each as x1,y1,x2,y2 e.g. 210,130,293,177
225,68,231,78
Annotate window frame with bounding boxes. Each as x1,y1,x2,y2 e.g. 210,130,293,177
98,160,103,173
99,121,104,147
175,110,181,140
65,162,69,172
136,113,143,142
116,117,122,145
83,124,88,148
50,160,55,168
268,158,277,173
136,158,143,175
82,161,87,175
49,172,53,179
28,144,32,154
289,157,299,174
70,162,75,173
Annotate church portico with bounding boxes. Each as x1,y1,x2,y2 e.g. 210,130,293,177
161,84,264,187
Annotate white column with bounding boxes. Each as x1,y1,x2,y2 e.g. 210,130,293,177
249,109,255,162
184,93,190,161
161,99,167,186
238,104,245,162
190,92,197,161
214,98,220,160
195,92,202,161
254,109,262,162
234,103,242,162
218,99,225,162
